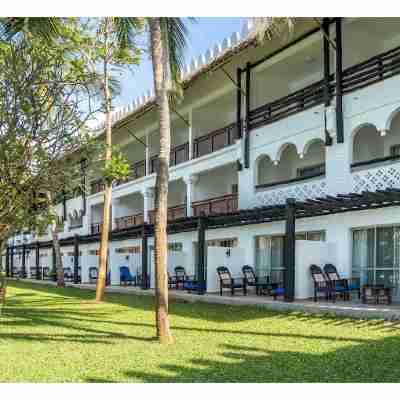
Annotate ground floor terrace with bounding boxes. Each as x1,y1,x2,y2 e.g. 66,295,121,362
5,188,400,308
2,280,400,383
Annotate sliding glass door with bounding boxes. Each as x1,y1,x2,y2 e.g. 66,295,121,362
352,226,400,298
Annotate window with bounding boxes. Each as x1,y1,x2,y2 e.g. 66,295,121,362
149,243,183,252
352,226,400,296
296,163,325,179
115,246,141,254
296,230,326,241
390,144,400,158
207,238,238,248
231,184,238,194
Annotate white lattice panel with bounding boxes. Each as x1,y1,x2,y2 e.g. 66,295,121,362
255,179,327,206
352,165,400,193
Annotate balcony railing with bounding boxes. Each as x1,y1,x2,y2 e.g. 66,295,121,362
149,204,187,223
90,222,103,235
150,142,190,173
91,179,106,195
192,193,238,217
114,213,144,230
248,79,327,131
193,122,239,158
342,45,400,94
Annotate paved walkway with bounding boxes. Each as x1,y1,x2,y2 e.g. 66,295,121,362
16,278,400,320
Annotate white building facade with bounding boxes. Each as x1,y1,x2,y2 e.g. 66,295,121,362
6,18,400,300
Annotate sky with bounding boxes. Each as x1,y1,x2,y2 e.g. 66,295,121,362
114,17,245,109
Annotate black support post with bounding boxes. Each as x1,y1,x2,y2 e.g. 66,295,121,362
244,63,251,168
5,246,10,277
284,198,296,302
141,224,149,290
335,17,344,143
80,159,87,216
236,68,242,139
73,234,80,284
35,242,40,280
62,190,67,222
9,246,14,277
21,244,26,279
52,245,57,282
196,215,207,295
322,18,333,146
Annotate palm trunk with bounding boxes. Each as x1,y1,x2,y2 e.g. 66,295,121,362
150,18,173,344
96,24,112,302
46,192,64,287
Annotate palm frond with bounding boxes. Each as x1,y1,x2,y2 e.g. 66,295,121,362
0,17,62,42
113,17,143,50
249,17,296,43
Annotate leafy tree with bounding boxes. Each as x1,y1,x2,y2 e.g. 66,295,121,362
0,33,99,284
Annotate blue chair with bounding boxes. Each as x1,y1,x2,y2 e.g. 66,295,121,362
120,266,135,286
183,279,206,293
324,264,360,300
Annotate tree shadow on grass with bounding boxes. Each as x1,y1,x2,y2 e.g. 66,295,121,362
117,335,400,383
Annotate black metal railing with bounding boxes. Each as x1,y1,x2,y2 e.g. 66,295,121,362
248,79,329,131
255,171,325,190
351,154,400,170
342,45,400,94
193,122,239,158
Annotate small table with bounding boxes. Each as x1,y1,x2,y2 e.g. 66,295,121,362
361,285,393,305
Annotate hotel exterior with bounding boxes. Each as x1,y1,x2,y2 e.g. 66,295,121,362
5,18,400,301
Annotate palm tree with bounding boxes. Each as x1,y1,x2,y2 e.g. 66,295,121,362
148,17,190,344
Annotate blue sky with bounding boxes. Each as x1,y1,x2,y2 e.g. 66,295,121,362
115,17,245,109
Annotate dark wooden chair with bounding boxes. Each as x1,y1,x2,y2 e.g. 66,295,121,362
63,267,73,282
324,264,360,300
310,264,332,302
216,266,247,296
89,267,98,284
0,276,7,315
168,272,177,289
174,266,194,290
242,265,266,295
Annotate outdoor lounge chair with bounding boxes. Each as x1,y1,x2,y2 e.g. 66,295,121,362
63,267,73,282
174,266,193,289
323,264,360,300
89,267,98,284
216,266,247,296
242,265,267,295
310,264,332,302
168,272,177,289
120,266,135,286
0,276,7,315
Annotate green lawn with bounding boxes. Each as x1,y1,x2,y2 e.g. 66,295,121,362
1,281,400,382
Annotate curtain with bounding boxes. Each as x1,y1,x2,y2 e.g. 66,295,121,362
255,236,271,278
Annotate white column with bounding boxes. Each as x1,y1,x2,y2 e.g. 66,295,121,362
184,175,198,217
111,198,119,231
145,132,150,175
142,188,154,223
188,109,193,160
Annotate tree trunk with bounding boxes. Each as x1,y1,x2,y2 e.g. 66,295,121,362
96,25,112,302
150,18,173,344
46,192,64,287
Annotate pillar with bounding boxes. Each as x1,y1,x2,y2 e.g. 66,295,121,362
335,17,344,143
35,242,40,280
141,223,149,289
188,109,193,160
21,244,26,279
184,175,198,217
196,215,207,294
73,234,80,284
5,246,10,277
9,246,14,277
142,188,154,223
284,198,296,302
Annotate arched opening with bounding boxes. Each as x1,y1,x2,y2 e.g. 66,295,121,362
256,141,325,188
352,125,383,165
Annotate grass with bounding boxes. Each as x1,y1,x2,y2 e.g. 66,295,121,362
1,281,400,382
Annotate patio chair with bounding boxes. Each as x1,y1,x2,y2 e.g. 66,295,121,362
323,264,360,300
120,266,135,286
174,266,191,290
42,267,51,280
0,276,7,315
63,267,73,282
216,266,247,296
310,264,332,302
242,265,266,295
168,272,177,289
89,267,98,284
